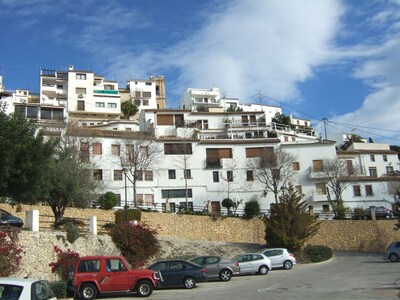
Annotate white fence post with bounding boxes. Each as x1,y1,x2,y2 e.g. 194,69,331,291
89,216,97,235
25,210,39,231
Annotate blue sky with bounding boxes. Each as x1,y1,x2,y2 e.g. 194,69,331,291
1,0,400,144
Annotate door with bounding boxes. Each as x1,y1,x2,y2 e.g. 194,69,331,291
237,255,253,273
100,258,131,291
205,256,220,277
263,249,283,268
211,201,221,214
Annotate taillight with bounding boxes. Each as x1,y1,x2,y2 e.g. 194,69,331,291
234,262,239,267
201,268,206,274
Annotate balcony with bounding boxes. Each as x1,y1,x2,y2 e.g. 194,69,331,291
205,158,222,169
94,90,119,95
308,167,326,179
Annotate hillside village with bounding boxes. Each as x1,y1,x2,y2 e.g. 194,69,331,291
1,66,399,216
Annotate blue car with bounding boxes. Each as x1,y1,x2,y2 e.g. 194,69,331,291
0,209,24,227
148,259,207,289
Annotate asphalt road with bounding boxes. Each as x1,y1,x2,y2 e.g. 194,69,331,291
97,252,400,300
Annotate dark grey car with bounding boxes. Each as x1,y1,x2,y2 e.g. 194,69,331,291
386,241,400,262
0,209,24,227
190,256,240,281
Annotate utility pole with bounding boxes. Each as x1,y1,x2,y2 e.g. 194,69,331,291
322,118,328,140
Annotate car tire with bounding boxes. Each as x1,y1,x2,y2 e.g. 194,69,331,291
258,265,269,275
135,280,153,297
183,276,196,289
283,260,293,270
389,253,399,262
219,269,232,281
79,283,98,300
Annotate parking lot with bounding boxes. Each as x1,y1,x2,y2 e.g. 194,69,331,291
101,252,400,300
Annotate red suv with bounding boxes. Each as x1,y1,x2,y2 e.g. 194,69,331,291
71,255,162,299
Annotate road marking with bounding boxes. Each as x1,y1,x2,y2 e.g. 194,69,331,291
257,284,280,293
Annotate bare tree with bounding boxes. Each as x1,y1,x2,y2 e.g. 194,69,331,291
114,133,162,208
248,148,296,203
311,158,358,217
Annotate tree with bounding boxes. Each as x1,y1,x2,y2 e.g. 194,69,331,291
265,186,319,251
340,134,363,150
311,158,358,218
248,148,296,203
222,198,234,215
272,113,291,127
0,111,57,203
98,192,119,209
40,123,101,224
115,134,162,208
121,101,138,119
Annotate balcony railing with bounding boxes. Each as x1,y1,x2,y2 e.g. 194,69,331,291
94,90,119,95
205,158,222,169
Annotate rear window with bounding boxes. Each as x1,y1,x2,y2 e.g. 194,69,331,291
0,284,23,300
78,259,101,272
32,281,55,300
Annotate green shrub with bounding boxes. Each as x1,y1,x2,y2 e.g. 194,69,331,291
98,192,119,210
50,281,67,299
115,209,141,224
55,217,86,228
243,200,260,219
222,198,234,214
64,221,80,244
109,222,160,268
353,207,365,220
303,244,332,262
49,246,80,281
0,226,24,277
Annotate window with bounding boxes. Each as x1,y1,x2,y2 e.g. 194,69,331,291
322,204,330,213
114,170,123,181
78,259,100,273
369,167,377,177
76,73,86,80
104,84,113,90
143,91,151,98
179,201,193,211
245,147,273,158
315,183,326,194
206,148,233,159
353,185,361,196
164,143,192,155
292,162,300,171
246,170,254,181
145,82,152,86
184,169,191,179
107,103,117,108
161,189,193,198
347,160,354,174
168,170,176,179
142,99,149,106
383,155,388,162
93,169,102,180
80,142,89,162
387,166,394,174
136,170,143,181
95,102,105,107
111,144,120,156
213,171,219,182
140,146,148,157
92,143,102,155
370,155,375,162
76,87,86,94
295,185,302,194
227,171,233,182
365,185,373,196
145,171,153,181
312,160,324,172
77,101,85,111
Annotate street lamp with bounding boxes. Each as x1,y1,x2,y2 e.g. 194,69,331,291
123,167,129,221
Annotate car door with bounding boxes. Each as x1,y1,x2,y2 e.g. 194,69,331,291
263,249,283,268
165,261,186,286
100,258,131,291
237,255,253,273
205,256,220,277
150,262,171,287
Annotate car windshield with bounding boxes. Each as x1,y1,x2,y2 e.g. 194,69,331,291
0,284,23,300
232,255,241,262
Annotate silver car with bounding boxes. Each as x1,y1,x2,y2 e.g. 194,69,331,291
260,248,297,270
386,241,400,262
190,255,240,281
231,253,272,275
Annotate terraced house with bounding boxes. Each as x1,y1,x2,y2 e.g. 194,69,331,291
0,68,399,215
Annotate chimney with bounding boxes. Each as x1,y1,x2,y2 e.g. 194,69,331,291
69,65,74,71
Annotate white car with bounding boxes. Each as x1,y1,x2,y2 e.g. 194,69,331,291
0,277,57,300
260,248,297,270
231,253,272,275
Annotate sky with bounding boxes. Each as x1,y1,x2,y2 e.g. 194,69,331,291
1,0,400,144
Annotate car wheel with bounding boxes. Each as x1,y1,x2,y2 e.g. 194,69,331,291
135,280,153,297
219,269,232,281
79,283,98,300
183,276,196,289
258,265,269,275
283,260,293,270
389,253,399,262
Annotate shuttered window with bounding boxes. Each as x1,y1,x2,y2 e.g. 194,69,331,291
312,160,324,172
206,148,232,159
92,143,102,155
164,143,192,155
157,114,174,125
245,147,273,158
